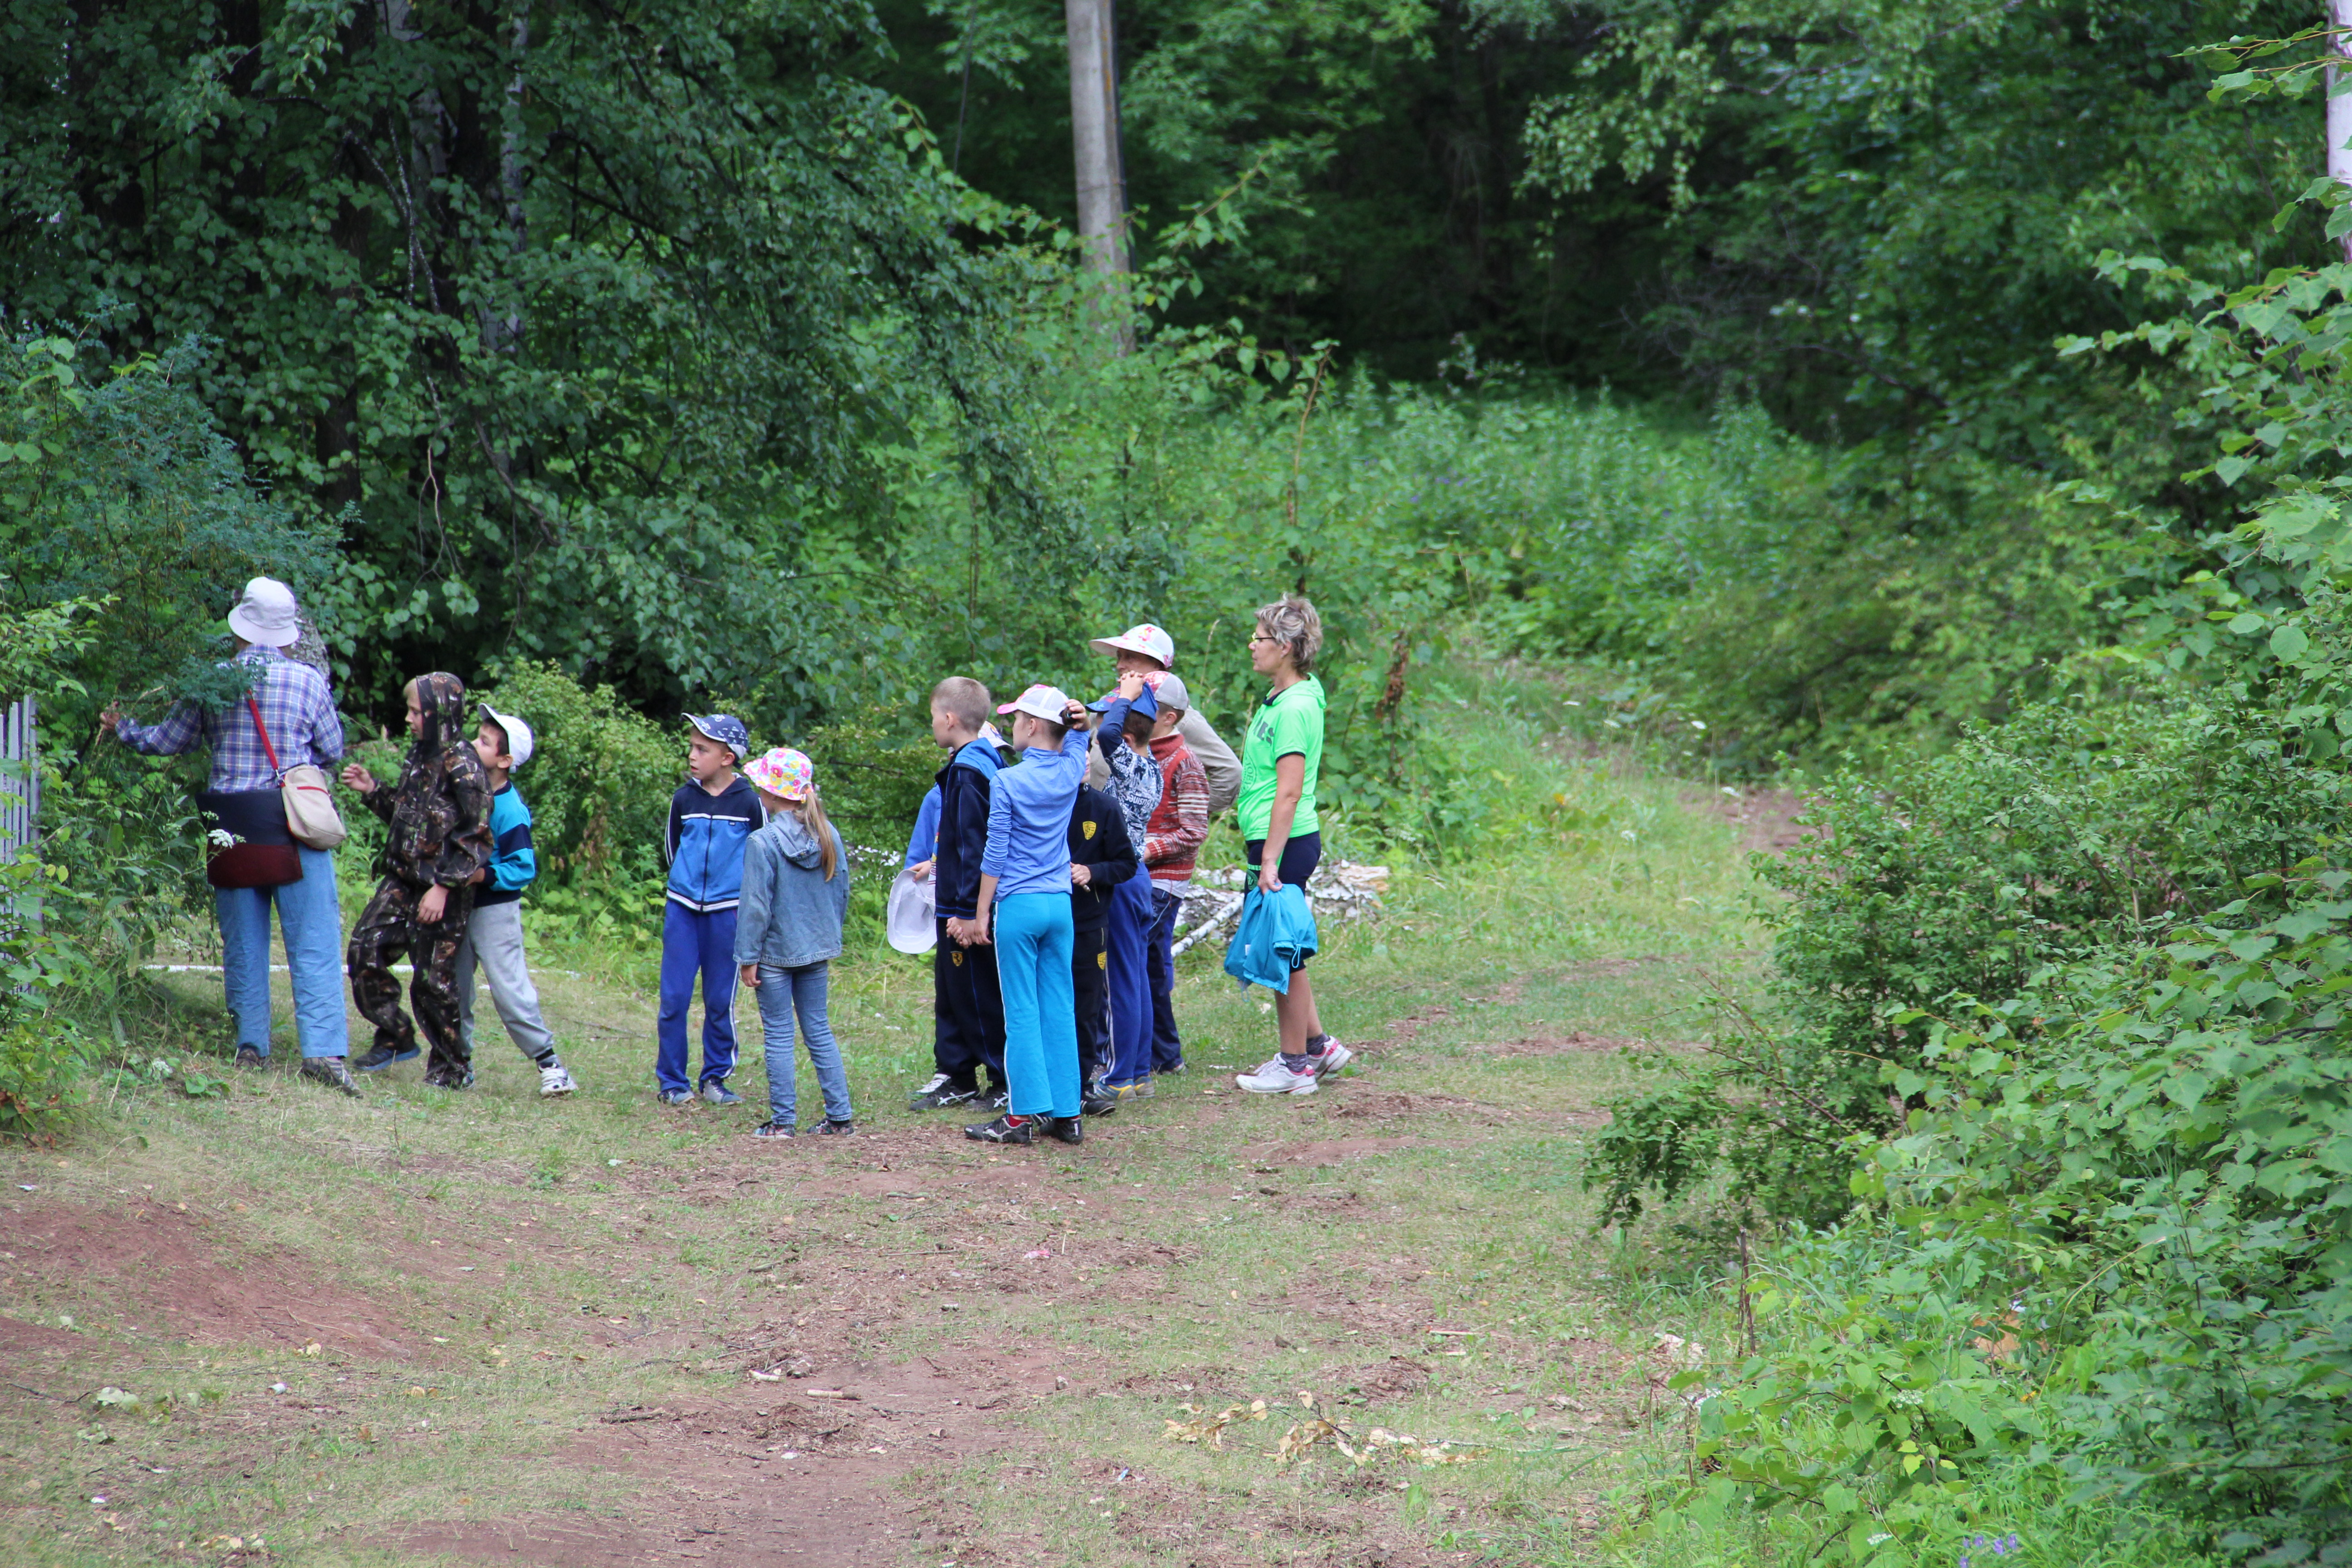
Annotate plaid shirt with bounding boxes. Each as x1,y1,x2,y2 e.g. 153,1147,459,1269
115,647,345,793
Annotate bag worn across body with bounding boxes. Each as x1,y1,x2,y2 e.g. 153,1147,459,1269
248,696,348,851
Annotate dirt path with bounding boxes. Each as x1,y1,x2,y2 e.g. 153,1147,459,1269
2,812,1743,1568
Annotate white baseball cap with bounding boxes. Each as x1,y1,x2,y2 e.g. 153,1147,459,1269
996,683,1076,725
477,703,536,770
1088,622,1176,668
226,577,302,648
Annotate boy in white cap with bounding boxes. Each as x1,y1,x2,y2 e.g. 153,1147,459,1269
1085,623,1240,815
958,684,1092,1146
451,703,579,1096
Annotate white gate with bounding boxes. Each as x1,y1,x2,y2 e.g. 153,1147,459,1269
0,696,32,864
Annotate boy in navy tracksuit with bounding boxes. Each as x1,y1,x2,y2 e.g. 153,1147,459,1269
657,713,764,1107
1068,781,1139,1115
909,678,1011,1111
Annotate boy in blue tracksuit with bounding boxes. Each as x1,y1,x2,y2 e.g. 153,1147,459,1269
910,682,1011,1111
452,703,580,1096
960,684,1092,1147
657,713,764,1107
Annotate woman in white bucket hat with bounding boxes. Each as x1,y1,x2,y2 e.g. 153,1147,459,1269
103,578,361,1094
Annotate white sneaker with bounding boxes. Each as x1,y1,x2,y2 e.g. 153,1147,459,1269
1310,1039,1353,1077
539,1063,579,1097
1235,1055,1319,1095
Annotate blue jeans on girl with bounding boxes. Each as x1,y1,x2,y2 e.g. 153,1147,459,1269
755,960,851,1126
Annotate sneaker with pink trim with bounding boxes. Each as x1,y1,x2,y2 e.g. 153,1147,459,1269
1235,1055,1319,1096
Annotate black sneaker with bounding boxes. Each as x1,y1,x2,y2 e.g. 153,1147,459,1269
299,1056,362,1097
750,1120,797,1139
422,1066,475,1090
982,1087,1010,1112
353,1044,418,1073
1081,1080,1118,1117
234,1045,266,1070
1045,1115,1084,1146
816,1118,857,1137
908,1073,979,1110
964,1113,1034,1145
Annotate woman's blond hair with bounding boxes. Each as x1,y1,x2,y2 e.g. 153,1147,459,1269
794,789,840,881
1254,593,1324,673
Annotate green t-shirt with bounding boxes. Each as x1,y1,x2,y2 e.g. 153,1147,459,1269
1235,676,1325,842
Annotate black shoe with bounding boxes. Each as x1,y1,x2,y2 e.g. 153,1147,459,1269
1159,1060,1186,1075
422,1066,475,1090
964,1113,1034,1145
816,1118,857,1137
982,1087,1009,1112
353,1044,418,1073
908,1073,979,1110
1045,1115,1084,1146
1081,1081,1118,1117
234,1045,266,1070
299,1056,362,1097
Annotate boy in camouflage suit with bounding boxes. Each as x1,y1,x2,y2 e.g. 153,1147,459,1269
340,672,494,1088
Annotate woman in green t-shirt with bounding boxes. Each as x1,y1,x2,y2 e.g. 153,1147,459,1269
1232,594,1355,1097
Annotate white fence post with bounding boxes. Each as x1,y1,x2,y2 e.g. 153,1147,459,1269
1,698,37,927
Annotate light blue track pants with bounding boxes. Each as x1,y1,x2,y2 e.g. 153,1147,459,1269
994,892,1079,1120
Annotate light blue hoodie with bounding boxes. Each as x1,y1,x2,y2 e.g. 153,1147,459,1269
980,724,1090,900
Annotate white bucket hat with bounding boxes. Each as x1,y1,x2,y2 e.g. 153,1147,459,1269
886,866,936,954
227,577,301,648
1088,622,1176,668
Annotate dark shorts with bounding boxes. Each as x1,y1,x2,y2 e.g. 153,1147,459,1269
1243,831,1321,970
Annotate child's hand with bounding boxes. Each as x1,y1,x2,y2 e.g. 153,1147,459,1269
1116,671,1146,701
1061,699,1088,729
1070,861,1092,887
909,858,933,883
740,963,761,988
418,884,449,924
339,762,377,794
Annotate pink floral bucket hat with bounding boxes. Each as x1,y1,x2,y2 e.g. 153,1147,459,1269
745,747,814,802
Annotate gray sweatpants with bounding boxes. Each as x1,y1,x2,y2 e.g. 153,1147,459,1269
452,899,558,1066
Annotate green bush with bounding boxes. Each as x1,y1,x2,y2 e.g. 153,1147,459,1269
1590,696,2349,1230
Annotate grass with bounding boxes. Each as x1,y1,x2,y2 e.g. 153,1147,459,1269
0,683,2208,1568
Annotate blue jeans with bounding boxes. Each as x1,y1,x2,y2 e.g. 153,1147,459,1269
657,902,739,1093
1105,872,1155,1089
1148,885,1183,1071
755,961,851,1126
214,845,348,1059
994,892,1078,1119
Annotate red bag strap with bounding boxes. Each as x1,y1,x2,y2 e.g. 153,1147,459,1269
245,696,284,777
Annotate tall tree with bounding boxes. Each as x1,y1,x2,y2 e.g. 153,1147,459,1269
0,0,1060,718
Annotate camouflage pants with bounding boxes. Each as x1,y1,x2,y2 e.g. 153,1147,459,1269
348,877,475,1073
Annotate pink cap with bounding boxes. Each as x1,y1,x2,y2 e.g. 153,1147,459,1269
745,747,814,802
1088,622,1176,669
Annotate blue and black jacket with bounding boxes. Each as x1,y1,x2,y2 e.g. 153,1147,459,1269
1067,782,1138,933
664,774,767,914
475,784,538,908
933,737,1004,920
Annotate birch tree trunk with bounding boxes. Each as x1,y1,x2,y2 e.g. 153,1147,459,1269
2331,0,2352,260
1064,0,1132,353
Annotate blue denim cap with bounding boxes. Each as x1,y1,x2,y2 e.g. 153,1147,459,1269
1087,684,1159,720
686,712,751,761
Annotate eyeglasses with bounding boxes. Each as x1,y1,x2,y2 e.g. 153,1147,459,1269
1248,633,1278,645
